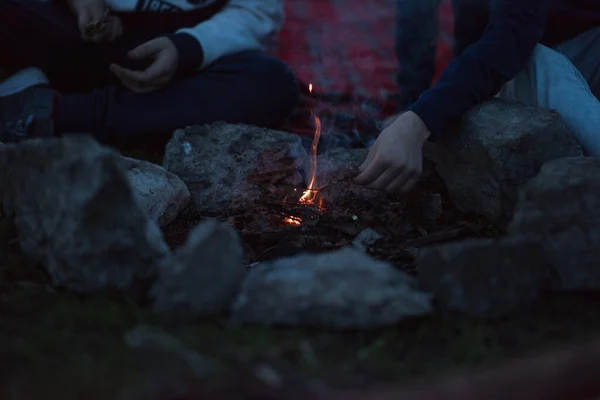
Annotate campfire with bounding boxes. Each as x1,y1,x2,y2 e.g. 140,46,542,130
283,83,325,226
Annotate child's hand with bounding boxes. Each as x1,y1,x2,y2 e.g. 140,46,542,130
355,111,430,194
109,37,179,94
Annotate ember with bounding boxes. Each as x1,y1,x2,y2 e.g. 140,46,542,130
283,216,303,225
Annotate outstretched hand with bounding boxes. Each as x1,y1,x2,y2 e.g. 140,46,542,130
354,111,430,193
110,37,179,94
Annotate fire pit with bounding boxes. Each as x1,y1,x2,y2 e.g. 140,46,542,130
161,83,497,270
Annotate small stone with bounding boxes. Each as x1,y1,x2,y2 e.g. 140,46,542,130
352,228,383,251
508,156,600,291
231,247,433,328
123,157,190,227
151,219,246,317
425,99,583,227
0,136,170,293
418,236,555,318
163,123,307,215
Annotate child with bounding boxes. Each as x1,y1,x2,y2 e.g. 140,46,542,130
0,0,299,146
358,0,600,194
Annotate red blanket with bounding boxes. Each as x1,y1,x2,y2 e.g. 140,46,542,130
275,0,454,143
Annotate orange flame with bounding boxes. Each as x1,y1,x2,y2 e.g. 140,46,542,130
299,83,322,205
282,83,323,226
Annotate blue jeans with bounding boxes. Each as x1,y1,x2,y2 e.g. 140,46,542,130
0,0,300,146
497,28,600,156
395,0,487,110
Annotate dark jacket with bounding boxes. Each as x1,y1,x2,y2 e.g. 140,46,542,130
409,0,600,139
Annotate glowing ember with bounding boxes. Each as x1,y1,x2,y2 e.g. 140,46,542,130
299,83,322,206
283,216,303,225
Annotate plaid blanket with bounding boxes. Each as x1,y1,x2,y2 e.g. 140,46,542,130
274,0,454,146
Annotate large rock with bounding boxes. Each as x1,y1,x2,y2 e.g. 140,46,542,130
508,156,600,291
418,236,555,317
231,247,433,328
425,99,583,227
163,123,307,215
0,136,170,293
151,219,246,317
124,157,190,227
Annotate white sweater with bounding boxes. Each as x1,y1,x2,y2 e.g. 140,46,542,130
104,0,284,69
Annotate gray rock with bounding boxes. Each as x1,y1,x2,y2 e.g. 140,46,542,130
163,123,307,215
425,99,583,227
151,219,245,317
0,136,170,293
231,247,433,328
123,157,190,227
418,236,554,318
508,156,600,291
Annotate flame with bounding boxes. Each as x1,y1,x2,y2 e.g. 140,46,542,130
299,83,322,205
282,83,323,226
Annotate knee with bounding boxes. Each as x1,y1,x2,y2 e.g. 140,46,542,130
530,44,571,68
245,52,300,124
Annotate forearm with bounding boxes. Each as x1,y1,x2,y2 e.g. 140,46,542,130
174,0,284,69
409,0,552,138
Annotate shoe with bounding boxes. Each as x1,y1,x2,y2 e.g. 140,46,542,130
0,67,49,97
0,85,57,143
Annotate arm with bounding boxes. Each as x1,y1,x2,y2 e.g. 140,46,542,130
170,0,284,71
409,0,553,139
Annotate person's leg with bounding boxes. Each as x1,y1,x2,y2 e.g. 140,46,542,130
0,0,299,144
497,30,600,156
53,50,300,145
395,0,441,111
554,28,600,99
0,0,173,93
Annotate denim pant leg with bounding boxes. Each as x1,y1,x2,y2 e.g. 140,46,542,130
395,0,441,110
555,28,600,99
497,28,600,156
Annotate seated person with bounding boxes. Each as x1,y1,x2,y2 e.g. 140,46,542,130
358,0,600,193
0,0,299,145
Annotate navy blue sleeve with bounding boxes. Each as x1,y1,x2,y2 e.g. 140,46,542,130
408,0,553,139
165,33,205,75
